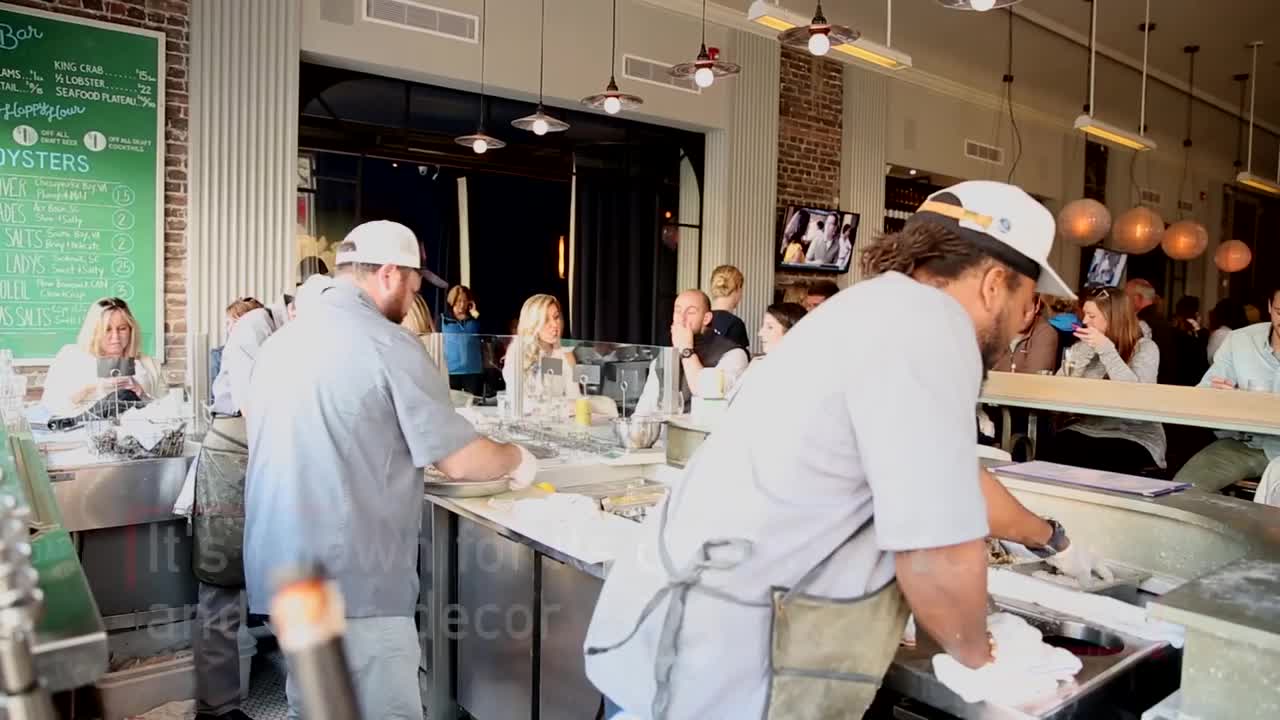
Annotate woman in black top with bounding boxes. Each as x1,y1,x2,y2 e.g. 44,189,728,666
708,264,751,349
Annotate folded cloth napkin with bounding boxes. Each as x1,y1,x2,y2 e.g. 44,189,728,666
989,567,1185,648
932,612,1082,706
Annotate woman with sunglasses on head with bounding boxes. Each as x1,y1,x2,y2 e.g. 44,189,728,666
1045,288,1166,474
41,297,167,417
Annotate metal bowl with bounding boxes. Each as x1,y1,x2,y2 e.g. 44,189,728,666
612,415,663,450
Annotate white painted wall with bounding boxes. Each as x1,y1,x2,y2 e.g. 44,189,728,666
302,0,734,131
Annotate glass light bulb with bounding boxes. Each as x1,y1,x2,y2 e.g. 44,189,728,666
603,96,622,115
970,0,996,10
694,67,715,88
532,118,549,135
472,138,488,154
808,31,830,56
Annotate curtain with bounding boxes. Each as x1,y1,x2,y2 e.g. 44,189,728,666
572,166,663,345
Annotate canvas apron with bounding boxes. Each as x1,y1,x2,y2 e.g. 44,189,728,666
587,497,909,720
192,415,249,587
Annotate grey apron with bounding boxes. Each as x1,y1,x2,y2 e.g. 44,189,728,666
193,415,249,587
587,496,907,720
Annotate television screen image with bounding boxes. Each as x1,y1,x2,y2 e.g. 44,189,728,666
778,206,859,273
1086,248,1127,288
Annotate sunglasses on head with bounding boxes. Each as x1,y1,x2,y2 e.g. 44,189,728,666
97,297,129,310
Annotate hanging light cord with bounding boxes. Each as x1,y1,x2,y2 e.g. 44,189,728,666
701,0,707,46
537,0,545,104
478,0,487,125
1138,0,1149,136
1179,48,1196,216
1087,0,1097,115
611,0,618,80
1245,43,1258,173
1005,9,1022,184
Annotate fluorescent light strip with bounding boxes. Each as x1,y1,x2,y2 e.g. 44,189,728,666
1235,172,1280,196
1073,114,1156,152
747,1,911,70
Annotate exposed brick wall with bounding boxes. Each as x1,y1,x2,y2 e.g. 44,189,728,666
10,0,189,392
776,46,843,209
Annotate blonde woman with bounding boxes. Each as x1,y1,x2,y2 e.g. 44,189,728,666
401,293,436,335
708,264,750,348
42,297,166,416
503,294,578,394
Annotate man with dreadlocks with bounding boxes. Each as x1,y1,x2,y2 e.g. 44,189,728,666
584,181,1113,719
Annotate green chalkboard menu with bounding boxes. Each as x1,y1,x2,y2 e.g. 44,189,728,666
0,5,164,362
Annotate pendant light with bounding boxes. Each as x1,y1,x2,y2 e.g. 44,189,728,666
1215,239,1252,273
456,0,505,153
512,0,569,136
581,0,643,115
1073,0,1156,152
670,0,740,89
1235,41,1280,196
777,3,858,58
1162,44,1208,261
1057,198,1112,247
937,0,1022,10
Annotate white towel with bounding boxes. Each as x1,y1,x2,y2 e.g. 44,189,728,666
988,567,1185,648
931,612,1082,706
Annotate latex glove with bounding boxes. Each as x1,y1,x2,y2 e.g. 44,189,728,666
508,445,539,490
1045,542,1115,585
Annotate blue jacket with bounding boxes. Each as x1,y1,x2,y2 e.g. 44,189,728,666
441,315,483,375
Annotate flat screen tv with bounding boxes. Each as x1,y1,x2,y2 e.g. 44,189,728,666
1085,248,1127,288
778,206,859,273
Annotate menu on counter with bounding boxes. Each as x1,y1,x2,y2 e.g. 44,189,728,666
0,6,164,362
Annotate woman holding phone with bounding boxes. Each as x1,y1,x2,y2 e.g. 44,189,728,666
42,297,166,417
1046,288,1165,473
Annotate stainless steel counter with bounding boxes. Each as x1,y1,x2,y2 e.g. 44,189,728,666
47,453,193,532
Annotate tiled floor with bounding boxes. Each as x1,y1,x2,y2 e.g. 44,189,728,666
240,650,290,720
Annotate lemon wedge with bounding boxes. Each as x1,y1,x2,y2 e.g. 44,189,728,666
534,482,557,493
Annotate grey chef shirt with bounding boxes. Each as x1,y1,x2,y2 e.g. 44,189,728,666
243,279,478,618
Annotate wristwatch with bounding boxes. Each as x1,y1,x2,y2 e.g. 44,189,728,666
679,348,695,360
1031,518,1070,557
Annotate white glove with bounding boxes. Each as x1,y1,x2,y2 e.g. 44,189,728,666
508,445,539,490
1045,542,1115,585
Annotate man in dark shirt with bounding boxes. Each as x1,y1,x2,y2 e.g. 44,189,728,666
1126,278,1178,385
803,279,840,311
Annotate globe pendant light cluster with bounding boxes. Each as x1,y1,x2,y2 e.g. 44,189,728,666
1056,199,1112,247
1110,206,1164,255
1215,240,1252,273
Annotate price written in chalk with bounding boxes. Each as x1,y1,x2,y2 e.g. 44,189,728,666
111,234,133,253
110,256,134,277
111,209,134,230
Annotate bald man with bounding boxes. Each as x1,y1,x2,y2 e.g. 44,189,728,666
672,289,750,399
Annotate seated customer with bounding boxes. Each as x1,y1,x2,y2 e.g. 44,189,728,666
1046,289,1166,474
42,297,167,417
672,289,749,398
802,279,839,311
1206,298,1247,362
708,264,750,348
756,302,807,358
993,295,1059,374
441,285,484,395
1173,287,1280,492
503,293,580,398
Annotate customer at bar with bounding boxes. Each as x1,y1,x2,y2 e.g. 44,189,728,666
42,297,167,417
1171,295,1209,386
442,285,484,395
756,302,807,357
708,264,750,349
1206,298,1248,362
992,294,1059,374
1047,288,1166,474
672,289,750,398
1173,286,1280,492
802,279,840,311
503,293,581,397
1126,278,1177,385
243,221,536,720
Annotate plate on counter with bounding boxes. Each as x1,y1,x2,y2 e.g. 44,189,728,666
424,477,511,498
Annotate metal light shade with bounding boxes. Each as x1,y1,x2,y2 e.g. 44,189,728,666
1110,206,1165,254
511,106,570,134
454,131,506,154
670,45,741,84
1214,239,1252,273
936,0,1024,9
1056,198,1112,247
777,4,859,55
581,76,643,114
1161,220,1208,261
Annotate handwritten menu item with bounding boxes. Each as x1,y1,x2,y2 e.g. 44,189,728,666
0,6,163,361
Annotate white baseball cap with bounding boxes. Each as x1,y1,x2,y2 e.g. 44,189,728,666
336,220,421,269
909,180,1076,300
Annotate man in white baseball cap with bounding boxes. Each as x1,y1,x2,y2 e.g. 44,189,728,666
585,181,1110,719
244,220,538,719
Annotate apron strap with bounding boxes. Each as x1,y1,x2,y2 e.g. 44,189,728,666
206,422,249,451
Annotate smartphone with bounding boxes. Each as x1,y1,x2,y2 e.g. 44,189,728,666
97,356,136,379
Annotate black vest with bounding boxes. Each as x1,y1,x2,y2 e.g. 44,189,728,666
678,331,743,405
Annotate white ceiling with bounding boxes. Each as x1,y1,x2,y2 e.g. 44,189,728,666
704,0,1280,130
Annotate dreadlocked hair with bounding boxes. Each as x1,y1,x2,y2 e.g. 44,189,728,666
859,221,1019,290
